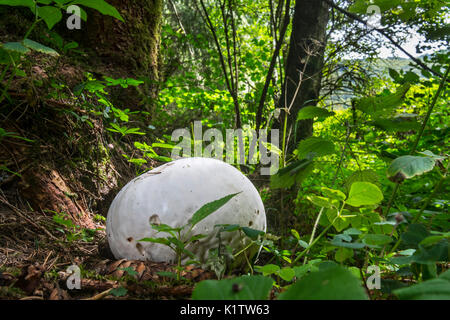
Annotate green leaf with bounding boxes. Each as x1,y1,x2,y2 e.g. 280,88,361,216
192,275,273,300
189,192,240,227
241,227,265,240
270,159,314,189
321,187,346,201
371,118,421,132
279,267,295,282
387,156,436,181
307,195,334,208
394,270,450,300
296,106,335,121
71,0,124,22
296,137,336,160
278,265,368,300
355,83,410,118
362,234,392,246
118,267,138,277
138,237,171,246
326,208,350,232
291,229,300,240
344,169,381,192
420,235,448,246
37,6,63,29
346,182,383,207
335,247,353,262
0,0,34,8
23,39,59,56
255,264,280,276
2,42,30,54
417,150,446,161
109,287,127,297
331,237,366,249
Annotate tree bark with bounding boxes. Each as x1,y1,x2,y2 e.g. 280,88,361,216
82,0,163,83
275,0,329,152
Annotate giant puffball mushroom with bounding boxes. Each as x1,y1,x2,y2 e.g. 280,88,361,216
106,157,266,264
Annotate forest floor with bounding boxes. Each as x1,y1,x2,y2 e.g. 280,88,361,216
0,199,220,300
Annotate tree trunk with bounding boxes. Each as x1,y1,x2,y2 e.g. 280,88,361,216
82,0,163,82
276,0,329,152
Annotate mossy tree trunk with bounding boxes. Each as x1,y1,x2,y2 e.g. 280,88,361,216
83,0,163,81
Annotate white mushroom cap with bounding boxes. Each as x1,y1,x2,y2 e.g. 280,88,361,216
106,157,266,264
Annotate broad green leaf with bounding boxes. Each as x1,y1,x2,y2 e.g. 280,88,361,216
2,42,29,54
110,287,127,297
71,0,124,22
23,39,59,56
296,106,335,121
255,264,280,276
307,195,333,208
362,234,392,246
192,275,273,300
0,0,34,8
270,159,314,189
400,224,429,248
189,192,240,227
296,137,336,160
394,270,450,300
326,208,350,232
354,83,410,117
321,187,346,201
241,227,265,240
279,267,295,282
335,247,353,262
417,150,446,161
346,182,383,207
420,235,447,246
387,156,436,181
331,237,366,249
371,118,420,132
278,265,368,300
37,6,63,29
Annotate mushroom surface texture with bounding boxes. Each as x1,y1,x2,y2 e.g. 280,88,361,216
106,157,266,264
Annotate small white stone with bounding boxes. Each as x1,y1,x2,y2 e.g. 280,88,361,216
106,157,266,264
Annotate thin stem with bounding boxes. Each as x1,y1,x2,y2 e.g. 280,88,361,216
302,207,324,265
293,202,344,264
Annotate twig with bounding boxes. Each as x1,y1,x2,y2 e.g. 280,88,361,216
82,288,113,300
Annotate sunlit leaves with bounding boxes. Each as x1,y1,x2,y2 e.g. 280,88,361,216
346,182,384,207
344,169,380,193
354,83,410,117
296,106,335,121
296,137,336,160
